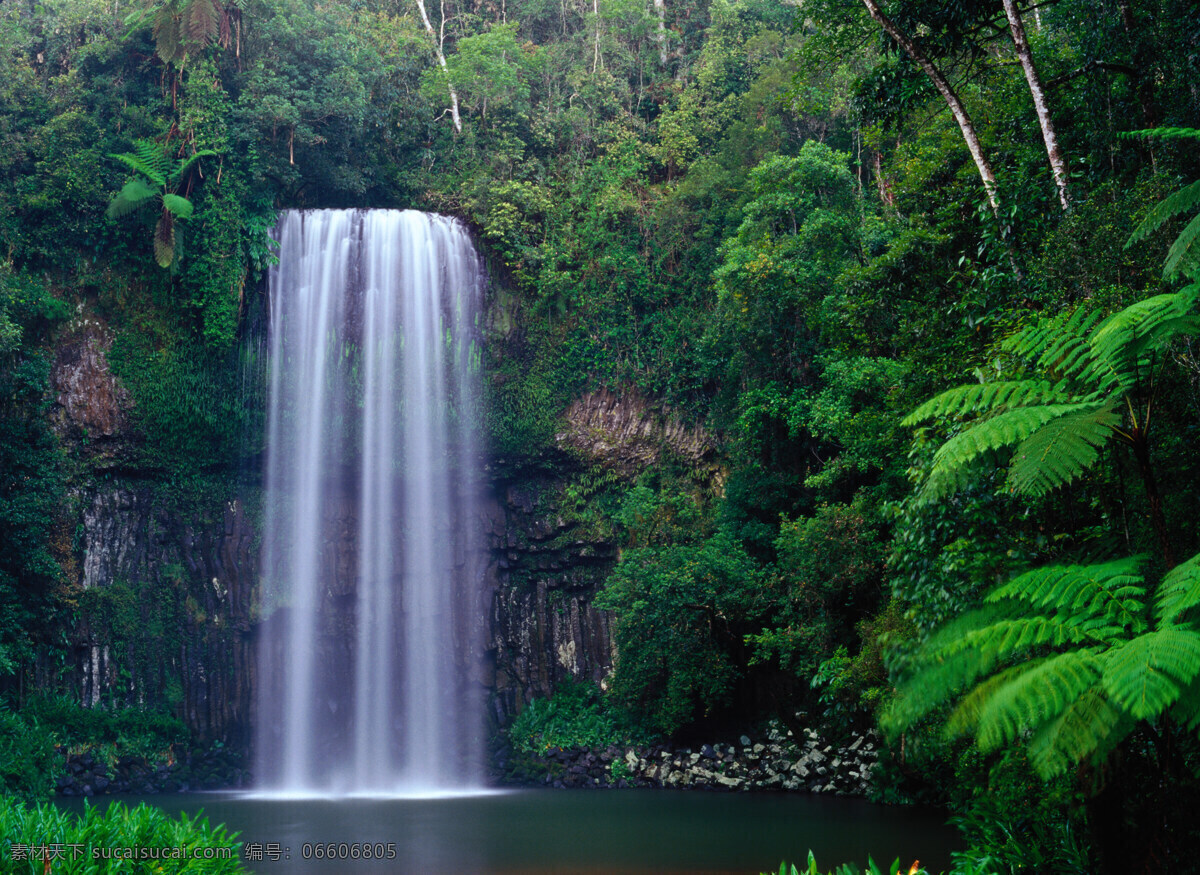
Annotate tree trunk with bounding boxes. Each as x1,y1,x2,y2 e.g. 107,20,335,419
593,0,602,73
415,0,462,134
1002,0,1070,210
859,0,999,217
653,0,668,65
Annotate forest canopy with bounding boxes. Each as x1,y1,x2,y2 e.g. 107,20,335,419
0,0,1198,870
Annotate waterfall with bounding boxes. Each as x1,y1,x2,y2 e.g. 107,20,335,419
256,209,485,796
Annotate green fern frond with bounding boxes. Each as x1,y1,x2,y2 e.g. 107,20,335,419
185,0,220,48
170,148,219,185
161,192,194,219
1156,551,1200,626
919,403,1107,503
1004,308,1103,377
106,179,157,219
1120,126,1200,142
988,557,1146,631
902,380,1067,426
152,10,186,64
1126,179,1200,247
974,650,1103,752
1169,676,1200,731
1026,687,1129,778
1102,629,1200,719
1006,404,1121,497
1089,288,1200,386
946,661,1041,738
887,614,1104,734
1163,212,1200,279
109,150,166,187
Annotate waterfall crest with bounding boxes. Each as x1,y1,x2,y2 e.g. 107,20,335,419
256,209,485,796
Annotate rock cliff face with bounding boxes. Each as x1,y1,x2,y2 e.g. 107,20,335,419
484,477,619,728
73,485,258,748
46,304,717,760
50,313,131,457
555,388,718,480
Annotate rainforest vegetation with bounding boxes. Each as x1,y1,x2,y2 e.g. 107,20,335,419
1,0,1199,871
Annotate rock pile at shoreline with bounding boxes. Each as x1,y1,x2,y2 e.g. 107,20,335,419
55,746,249,797
503,723,880,796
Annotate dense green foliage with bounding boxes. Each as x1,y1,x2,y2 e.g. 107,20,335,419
507,678,644,754
0,0,1197,869
0,799,246,873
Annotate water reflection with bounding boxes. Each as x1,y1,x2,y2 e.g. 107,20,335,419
62,790,960,874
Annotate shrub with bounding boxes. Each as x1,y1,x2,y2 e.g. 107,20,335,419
0,708,57,801
508,679,644,755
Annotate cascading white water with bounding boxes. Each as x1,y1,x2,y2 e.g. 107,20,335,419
257,209,484,796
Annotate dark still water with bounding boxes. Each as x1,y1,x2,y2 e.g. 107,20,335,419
62,789,960,874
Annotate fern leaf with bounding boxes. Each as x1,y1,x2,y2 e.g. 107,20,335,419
152,9,185,64
989,557,1146,631
886,614,1103,733
1120,126,1200,143
902,380,1067,426
185,0,221,48
974,650,1103,752
154,211,176,268
1155,550,1200,626
919,403,1107,503
106,179,157,219
1102,629,1200,720
1163,212,1200,279
170,149,219,185
946,660,1043,738
161,193,194,219
1026,687,1129,778
1169,677,1200,731
109,151,166,187
1126,179,1200,247
1006,404,1121,497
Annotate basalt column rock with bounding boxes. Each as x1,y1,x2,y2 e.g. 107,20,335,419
485,476,619,727
73,485,258,749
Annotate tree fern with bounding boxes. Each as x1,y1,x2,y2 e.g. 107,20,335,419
107,141,216,269
1124,128,1200,279
886,553,1200,778
908,281,1198,511
1005,404,1119,496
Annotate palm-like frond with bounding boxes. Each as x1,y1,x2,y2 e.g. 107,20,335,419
161,192,194,219
1126,179,1200,247
1156,553,1200,626
973,650,1103,751
889,552,1200,778
1003,307,1103,378
152,8,185,64
1102,629,1200,719
988,557,1146,630
1026,687,1130,777
909,282,1197,505
1006,404,1120,496
185,0,221,47
1163,213,1200,279
109,141,169,187
106,179,157,219
902,380,1068,426
919,403,1108,503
